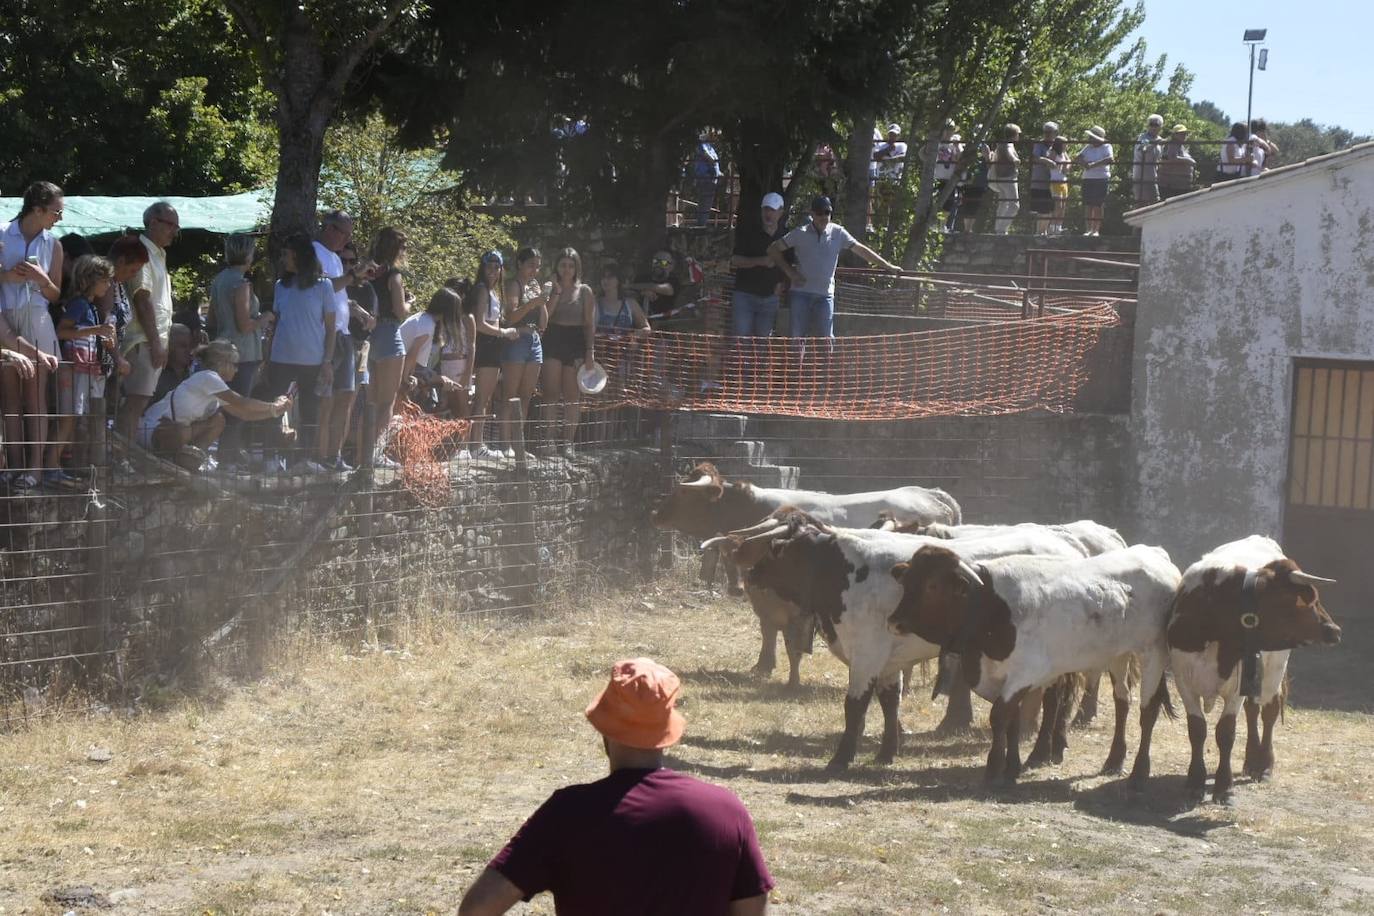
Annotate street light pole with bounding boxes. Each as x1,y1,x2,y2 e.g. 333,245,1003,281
1242,28,1267,177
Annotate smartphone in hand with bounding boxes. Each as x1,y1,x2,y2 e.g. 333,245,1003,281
286,381,299,401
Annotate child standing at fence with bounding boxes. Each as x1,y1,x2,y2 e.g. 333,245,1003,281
48,255,117,488
1047,137,1071,236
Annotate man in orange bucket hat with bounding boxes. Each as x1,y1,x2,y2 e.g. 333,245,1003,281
459,658,774,915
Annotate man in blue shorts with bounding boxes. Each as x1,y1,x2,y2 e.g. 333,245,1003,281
458,658,774,915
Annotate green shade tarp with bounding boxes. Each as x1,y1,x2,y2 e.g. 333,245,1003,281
0,189,273,238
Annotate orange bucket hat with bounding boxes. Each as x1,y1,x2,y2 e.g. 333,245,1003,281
585,658,687,750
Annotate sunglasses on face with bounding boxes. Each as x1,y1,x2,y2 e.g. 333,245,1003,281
44,206,64,217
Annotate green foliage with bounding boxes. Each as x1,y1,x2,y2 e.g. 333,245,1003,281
1264,119,1371,165
0,0,275,195
320,114,520,303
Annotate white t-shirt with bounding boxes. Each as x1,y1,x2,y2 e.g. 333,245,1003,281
875,141,908,179
313,241,351,336
1079,143,1114,179
141,369,229,429
399,311,437,366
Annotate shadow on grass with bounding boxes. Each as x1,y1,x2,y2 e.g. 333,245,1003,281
680,728,989,761
1071,775,1235,837
676,666,842,703
778,763,1078,806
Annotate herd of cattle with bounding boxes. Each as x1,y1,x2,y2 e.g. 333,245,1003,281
651,463,1344,804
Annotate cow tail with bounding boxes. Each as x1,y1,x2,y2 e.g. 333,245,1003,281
1149,676,1177,721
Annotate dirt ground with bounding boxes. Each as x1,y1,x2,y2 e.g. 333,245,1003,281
2,577,1372,915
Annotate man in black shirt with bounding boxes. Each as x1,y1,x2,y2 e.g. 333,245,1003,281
729,192,788,337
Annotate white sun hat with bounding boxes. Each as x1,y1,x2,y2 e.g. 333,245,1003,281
577,360,609,395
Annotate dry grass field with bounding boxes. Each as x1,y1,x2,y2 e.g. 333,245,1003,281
2,576,1373,915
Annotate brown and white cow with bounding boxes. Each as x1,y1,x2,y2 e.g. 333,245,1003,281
652,463,961,688
888,543,1181,787
1168,536,1342,804
715,510,1085,772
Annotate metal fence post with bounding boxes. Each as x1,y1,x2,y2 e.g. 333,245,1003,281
83,396,111,688
508,397,538,614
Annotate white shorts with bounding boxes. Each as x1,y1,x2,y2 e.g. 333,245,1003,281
5,303,58,358
441,357,470,384
59,369,103,416
124,342,161,398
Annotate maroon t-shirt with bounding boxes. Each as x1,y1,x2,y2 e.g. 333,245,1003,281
490,767,773,915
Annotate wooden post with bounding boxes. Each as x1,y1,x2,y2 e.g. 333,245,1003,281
507,397,538,614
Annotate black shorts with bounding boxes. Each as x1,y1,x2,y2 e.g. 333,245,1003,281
543,323,584,365
958,186,985,215
474,333,504,369
1082,178,1110,206
1028,187,1054,214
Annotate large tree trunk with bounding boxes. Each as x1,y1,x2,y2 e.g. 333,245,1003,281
634,135,680,261
733,118,789,233
841,113,874,239
270,107,328,244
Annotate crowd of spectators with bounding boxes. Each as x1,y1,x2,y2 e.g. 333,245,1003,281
813,115,1282,236
0,185,742,486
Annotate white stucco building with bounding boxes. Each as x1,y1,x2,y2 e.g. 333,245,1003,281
1125,142,1374,645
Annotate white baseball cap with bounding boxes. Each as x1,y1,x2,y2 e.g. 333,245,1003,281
761,192,784,210
887,123,902,135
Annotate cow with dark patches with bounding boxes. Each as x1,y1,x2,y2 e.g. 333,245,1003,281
651,462,961,687
888,544,1181,787
1168,536,1341,805
715,510,1085,772
871,514,1128,733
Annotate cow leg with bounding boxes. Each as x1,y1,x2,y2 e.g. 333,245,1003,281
874,677,903,764
827,685,875,774
1025,681,1061,769
1241,697,1262,778
1051,678,1072,764
900,662,916,697
1258,694,1286,780
780,616,807,689
1213,712,1238,804
984,696,1010,783
699,546,720,589
934,655,975,735
752,615,778,676
1073,671,1101,727
1185,714,1208,802
1127,658,1170,792
1101,666,1131,775
1001,691,1027,785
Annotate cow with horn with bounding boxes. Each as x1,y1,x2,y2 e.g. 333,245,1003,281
1168,536,1342,804
651,463,961,693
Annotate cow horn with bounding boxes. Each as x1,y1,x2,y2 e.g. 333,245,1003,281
1290,570,1337,586
728,517,788,538
700,535,734,551
679,476,717,489
955,560,983,587
738,523,789,545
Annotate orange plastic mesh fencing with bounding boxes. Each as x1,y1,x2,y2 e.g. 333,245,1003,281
385,400,472,507
590,303,1120,420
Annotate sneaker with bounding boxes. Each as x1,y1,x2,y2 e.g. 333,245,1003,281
12,472,38,491
503,446,516,459
300,459,330,474
43,469,84,490
201,455,219,473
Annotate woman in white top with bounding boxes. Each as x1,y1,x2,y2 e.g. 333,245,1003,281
468,251,520,460
1072,126,1115,237
988,124,1022,235
501,247,549,457
138,340,290,466
0,182,65,486
438,278,476,427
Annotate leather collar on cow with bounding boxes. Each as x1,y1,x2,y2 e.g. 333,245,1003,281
1238,568,1263,700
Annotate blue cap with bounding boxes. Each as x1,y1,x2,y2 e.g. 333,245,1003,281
810,195,833,213
481,250,504,266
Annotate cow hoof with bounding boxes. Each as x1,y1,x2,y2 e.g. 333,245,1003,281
1024,750,1050,770
1186,786,1207,807
1100,761,1124,777
933,717,973,737
1050,749,1065,765
1071,710,1096,729
785,678,802,691
874,753,895,766
1213,789,1235,806
750,663,775,677
823,759,851,776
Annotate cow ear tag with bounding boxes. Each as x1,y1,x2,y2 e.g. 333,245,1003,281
1239,612,1260,629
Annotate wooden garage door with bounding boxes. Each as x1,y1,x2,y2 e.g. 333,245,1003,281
1283,360,1373,709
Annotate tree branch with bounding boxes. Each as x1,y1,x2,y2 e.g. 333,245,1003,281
222,0,280,94
322,0,412,103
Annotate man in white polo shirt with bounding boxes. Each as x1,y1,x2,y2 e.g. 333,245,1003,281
118,201,179,443
313,209,376,471
767,196,900,338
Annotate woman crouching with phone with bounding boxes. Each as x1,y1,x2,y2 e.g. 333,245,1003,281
137,340,290,471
